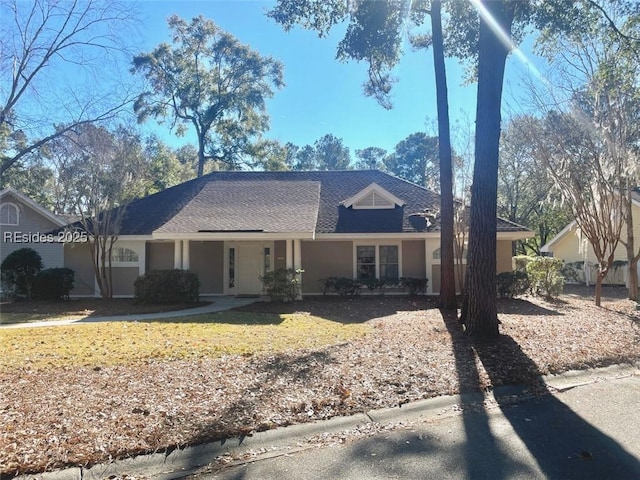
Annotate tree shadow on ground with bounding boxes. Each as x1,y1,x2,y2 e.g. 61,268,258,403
496,298,564,316
454,316,640,479
233,295,436,324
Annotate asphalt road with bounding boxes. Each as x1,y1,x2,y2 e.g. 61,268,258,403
183,375,640,480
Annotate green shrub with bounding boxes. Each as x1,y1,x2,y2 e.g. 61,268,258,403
513,255,533,272
400,277,429,295
319,277,337,295
1,248,43,299
33,268,75,301
134,269,200,304
496,270,530,298
318,277,362,296
526,257,564,299
561,261,583,283
358,277,399,295
260,268,303,302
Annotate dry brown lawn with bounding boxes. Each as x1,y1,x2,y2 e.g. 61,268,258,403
1,285,638,476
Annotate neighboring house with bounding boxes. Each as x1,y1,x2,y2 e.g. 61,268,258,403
541,189,640,286
0,187,66,269
63,170,533,297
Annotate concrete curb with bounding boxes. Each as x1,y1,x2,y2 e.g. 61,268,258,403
10,363,640,480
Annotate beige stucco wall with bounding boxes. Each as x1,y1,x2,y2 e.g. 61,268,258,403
431,240,513,294
301,241,353,294
146,242,175,271
401,240,426,278
64,243,95,296
497,240,513,273
189,241,224,294
431,264,467,294
112,267,139,296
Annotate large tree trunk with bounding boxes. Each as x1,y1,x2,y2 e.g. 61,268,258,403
462,1,515,338
431,0,456,310
624,186,639,301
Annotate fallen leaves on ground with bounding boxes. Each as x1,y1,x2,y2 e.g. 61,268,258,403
1,286,638,476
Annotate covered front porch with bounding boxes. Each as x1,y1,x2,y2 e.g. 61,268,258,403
147,237,304,297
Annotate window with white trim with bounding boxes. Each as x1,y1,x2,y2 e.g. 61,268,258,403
356,246,376,279
379,245,399,279
356,244,400,280
0,203,19,226
111,247,139,263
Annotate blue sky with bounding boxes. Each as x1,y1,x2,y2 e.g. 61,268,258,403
135,1,541,157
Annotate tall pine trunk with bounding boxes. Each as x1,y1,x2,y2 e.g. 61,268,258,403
462,1,515,338
431,0,456,310
624,187,639,301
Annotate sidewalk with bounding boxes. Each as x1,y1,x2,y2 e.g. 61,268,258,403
0,296,259,329
15,364,640,480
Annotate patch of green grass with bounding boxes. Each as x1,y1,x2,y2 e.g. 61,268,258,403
0,311,369,370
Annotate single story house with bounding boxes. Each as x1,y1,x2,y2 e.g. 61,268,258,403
63,170,533,297
541,188,640,286
0,187,66,269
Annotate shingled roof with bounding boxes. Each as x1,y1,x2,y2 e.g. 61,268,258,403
156,180,320,234
104,170,530,236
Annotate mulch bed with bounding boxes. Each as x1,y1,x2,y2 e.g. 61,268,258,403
1,286,639,476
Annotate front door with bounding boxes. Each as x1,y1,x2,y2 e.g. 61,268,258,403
237,242,267,295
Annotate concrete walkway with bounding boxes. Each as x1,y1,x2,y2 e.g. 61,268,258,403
0,296,260,329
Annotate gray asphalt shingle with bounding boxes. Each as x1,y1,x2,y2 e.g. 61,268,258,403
156,180,320,233
75,170,531,236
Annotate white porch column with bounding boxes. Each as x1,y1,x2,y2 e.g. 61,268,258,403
182,240,190,270
139,244,146,276
425,239,433,294
293,239,302,271
174,240,182,269
293,239,302,299
286,239,293,270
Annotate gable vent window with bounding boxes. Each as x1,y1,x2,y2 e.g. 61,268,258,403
111,247,139,263
0,203,19,226
354,192,394,209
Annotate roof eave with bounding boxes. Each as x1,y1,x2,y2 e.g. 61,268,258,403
152,231,316,241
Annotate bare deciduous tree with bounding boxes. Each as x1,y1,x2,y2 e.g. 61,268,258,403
0,0,138,177
531,1,640,304
526,111,626,307
47,124,145,298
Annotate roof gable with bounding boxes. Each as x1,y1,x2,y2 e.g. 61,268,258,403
342,183,404,209
0,187,65,227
